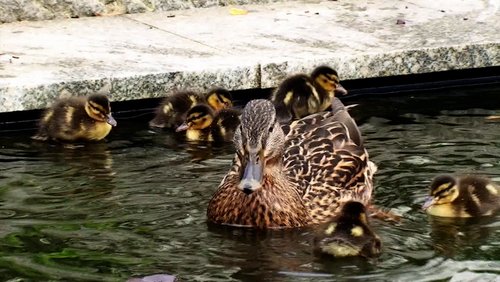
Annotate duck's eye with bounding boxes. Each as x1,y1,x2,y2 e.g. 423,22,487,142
269,125,274,133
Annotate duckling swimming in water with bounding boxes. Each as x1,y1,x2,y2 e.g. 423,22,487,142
32,94,117,142
314,201,382,258
175,104,240,143
149,88,233,129
271,66,348,123
422,174,500,217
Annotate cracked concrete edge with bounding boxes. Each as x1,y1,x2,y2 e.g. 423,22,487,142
1,42,499,113
0,64,261,113
260,42,500,88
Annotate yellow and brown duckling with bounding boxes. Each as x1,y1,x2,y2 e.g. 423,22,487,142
175,104,240,143
32,94,117,142
207,99,377,229
149,88,233,129
422,175,500,217
271,65,348,123
314,201,382,258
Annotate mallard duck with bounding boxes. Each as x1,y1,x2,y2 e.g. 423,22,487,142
32,94,117,142
314,201,382,258
271,66,348,123
422,175,500,217
149,88,233,129
175,104,240,143
206,99,377,228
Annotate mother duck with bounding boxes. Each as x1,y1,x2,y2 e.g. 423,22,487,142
207,99,377,228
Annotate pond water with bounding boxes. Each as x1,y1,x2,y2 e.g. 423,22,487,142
0,84,500,281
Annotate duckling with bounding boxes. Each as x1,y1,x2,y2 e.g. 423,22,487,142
149,88,233,129
207,99,377,228
271,65,348,123
175,104,240,143
32,94,117,142
314,201,382,258
422,175,500,217
205,87,233,112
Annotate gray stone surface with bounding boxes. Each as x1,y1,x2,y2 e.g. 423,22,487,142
0,0,286,23
0,0,499,113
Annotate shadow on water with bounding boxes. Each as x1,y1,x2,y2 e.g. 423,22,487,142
0,84,500,281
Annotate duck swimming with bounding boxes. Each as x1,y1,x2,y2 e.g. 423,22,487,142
271,66,348,123
207,99,376,228
314,201,382,258
32,94,116,142
175,104,240,143
149,88,233,129
423,174,500,217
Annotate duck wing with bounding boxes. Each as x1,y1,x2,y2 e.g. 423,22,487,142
282,108,376,222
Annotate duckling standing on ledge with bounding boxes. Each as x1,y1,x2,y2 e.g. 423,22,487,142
314,201,382,258
149,88,233,129
422,175,500,217
175,104,240,143
207,99,377,228
271,65,348,123
32,94,117,142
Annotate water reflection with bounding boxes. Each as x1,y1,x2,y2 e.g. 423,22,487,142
429,215,499,259
0,86,500,280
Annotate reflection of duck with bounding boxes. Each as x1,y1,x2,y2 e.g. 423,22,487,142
35,142,115,180
207,99,376,228
314,201,381,258
149,88,233,129
32,94,117,142
422,175,500,217
429,216,497,258
175,104,241,143
271,66,348,123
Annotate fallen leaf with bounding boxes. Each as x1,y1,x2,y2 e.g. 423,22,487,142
230,7,248,15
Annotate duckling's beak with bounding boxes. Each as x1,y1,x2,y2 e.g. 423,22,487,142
176,122,189,132
422,196,435,210
335,84,348,96
107,114,117,127
238,150,263,195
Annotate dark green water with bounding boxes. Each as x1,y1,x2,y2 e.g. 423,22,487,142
1,85,500,281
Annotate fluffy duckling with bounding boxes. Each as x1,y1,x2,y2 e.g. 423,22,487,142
175,104,240,143
149,88,233,129
32,94,117,142
205,87,233,112
422,175,500,217
207,99,377,228
314,201,382,258
271,66,348,123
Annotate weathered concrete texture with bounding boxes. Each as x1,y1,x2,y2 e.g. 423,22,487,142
0,0,286,23
0,0,499,113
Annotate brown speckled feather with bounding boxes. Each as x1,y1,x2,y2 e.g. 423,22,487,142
207,99,376,228
282,108,375,224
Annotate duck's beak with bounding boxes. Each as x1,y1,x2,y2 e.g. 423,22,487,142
176,122,189,132
422,196,435,210
107,114,117,127
238,150,263,195
335,83,348,96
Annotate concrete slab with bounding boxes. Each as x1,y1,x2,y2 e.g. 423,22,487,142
0,0,499,113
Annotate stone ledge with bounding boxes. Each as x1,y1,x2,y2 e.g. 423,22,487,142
0,0,287,23
0,0,499,113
